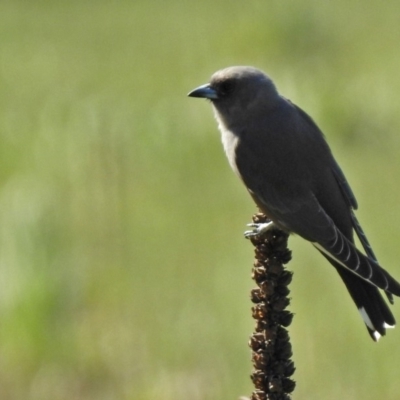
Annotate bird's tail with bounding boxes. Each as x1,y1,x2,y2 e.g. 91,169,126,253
320,254,395,341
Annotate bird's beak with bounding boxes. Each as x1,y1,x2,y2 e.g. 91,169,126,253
188,84,219,100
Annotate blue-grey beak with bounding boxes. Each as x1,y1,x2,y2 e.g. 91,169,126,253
188,84,219,100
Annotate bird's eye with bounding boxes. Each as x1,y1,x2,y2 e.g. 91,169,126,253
218,80,235,97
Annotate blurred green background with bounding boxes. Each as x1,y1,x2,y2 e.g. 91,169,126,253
1,0,400,399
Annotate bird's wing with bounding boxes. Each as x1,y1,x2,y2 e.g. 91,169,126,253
295,103,381,264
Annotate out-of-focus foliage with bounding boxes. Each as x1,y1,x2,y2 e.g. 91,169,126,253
1,1,400,399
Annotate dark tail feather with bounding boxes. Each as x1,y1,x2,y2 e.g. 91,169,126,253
321,254,395,341
350,210,394,304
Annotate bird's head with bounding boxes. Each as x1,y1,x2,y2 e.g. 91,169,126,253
188,66,280,123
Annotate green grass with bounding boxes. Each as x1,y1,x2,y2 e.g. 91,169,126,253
1,1,400,399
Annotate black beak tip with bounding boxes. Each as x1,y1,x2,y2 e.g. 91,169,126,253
187,89,203,98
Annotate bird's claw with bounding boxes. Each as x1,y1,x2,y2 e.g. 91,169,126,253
244,221,275,238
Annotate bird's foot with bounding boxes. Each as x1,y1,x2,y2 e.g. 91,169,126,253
244,221,275,238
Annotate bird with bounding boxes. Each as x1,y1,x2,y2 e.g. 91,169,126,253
188,66,400,341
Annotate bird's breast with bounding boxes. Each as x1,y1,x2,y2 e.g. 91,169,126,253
215,114,242,178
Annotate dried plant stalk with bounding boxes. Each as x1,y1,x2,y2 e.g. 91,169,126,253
247,213,296,400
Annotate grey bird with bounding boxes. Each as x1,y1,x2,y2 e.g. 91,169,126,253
188,66,400,341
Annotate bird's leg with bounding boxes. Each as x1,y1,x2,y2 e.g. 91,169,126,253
244,221,275,238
